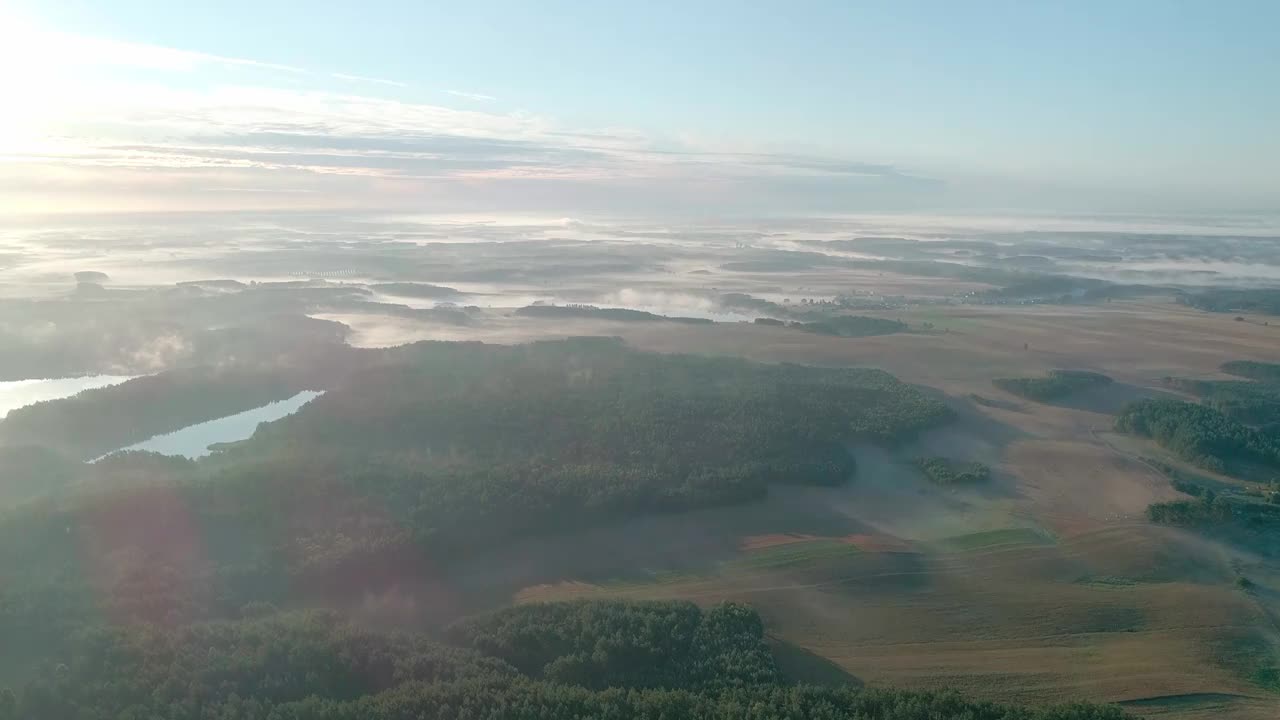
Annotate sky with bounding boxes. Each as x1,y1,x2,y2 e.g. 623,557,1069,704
1,0,1277,217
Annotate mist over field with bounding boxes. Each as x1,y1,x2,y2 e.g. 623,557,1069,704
4,210,1279,360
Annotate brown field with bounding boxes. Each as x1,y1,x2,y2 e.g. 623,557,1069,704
423,294,1280,718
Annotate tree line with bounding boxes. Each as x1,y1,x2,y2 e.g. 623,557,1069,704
1115,398,1280,474
993,370,1113,402
1222,360,1280,384
0,601,1130,720
1179,288,1280,316
1161,376,1280,427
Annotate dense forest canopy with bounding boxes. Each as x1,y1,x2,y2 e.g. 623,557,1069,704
0,445,84,507
0,339,954,660
446,600,777,691
1161,377,1280,427
0,600,1130,720
1115,398,1280,474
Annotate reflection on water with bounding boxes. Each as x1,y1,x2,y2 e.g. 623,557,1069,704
0,375,135,419
106,391,323,459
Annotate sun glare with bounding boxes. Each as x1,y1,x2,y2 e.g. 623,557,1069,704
0,12,88,155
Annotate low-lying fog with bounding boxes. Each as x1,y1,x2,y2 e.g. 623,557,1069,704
1,209,1278,461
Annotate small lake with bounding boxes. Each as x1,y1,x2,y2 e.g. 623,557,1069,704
106,391,323,460
0,375,135,419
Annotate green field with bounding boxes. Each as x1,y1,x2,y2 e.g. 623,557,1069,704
724,539,863,571
932,527,1055,552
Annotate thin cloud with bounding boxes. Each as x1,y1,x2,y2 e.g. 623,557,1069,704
331,73,409,88
444,90,497,102
18,26,410,91
222,187,320,193
25,29,307,74
3,29,941,211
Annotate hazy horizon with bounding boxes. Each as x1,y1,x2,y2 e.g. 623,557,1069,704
3,0,1277,217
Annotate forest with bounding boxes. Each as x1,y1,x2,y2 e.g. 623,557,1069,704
371,282,461,298
1222,360,1280,383
0,600,1130,720
751,315,907,337
993,370,1113,401
1115,398,1280,473
1179,288,1280,316
0,339,955,658
1161,376,1280,427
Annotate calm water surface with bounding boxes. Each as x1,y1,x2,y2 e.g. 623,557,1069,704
108,390,323,459
0,375,135,419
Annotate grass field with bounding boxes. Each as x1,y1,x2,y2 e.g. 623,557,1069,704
931,527,1054,552
725,538,863,570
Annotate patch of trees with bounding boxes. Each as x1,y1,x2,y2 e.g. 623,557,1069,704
791,315,907,338
993,370,1113,401
0,601,1131,720
719,293,792,318
1115,399,1280,473
176,278,248,291
516,304,714,324
72,270,109,283
1222,360,1280,383
1147,495,1232,526
1161,377,1280,426
0,367,308,460
1147,490,1280,530
342,300,477,325
1179,288,1280,316
742,309,907,338
915,456,992,485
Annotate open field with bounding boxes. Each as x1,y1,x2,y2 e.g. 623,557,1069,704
432,295,1280,718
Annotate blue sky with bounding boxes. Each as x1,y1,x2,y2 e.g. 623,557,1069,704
2,0,1276,215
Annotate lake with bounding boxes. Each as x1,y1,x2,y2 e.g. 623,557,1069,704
106,391,324,459
0,375,135,419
